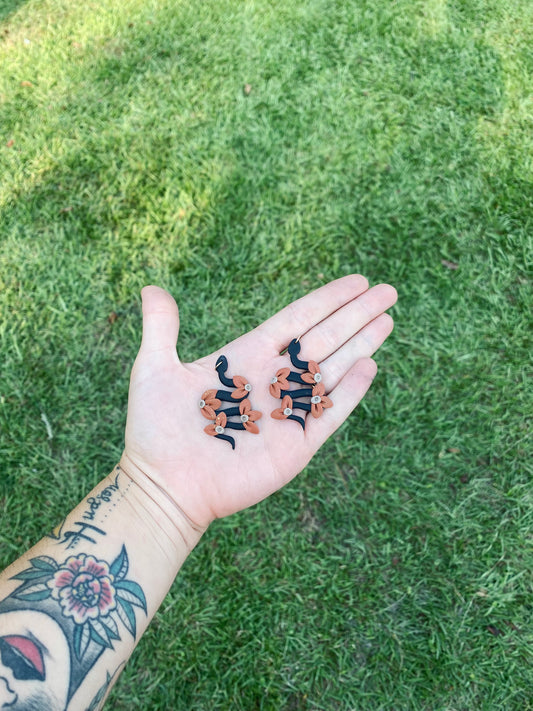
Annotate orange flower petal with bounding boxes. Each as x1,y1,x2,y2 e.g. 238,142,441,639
204,424,217,435
244,421,260,434
232,387,247,399
202,389,218,401
302,362,322,385
216,412,227,427
233,375,248,388
271,408,288,420
271,394,293,420
248,409,262,422
308,361,320,374
240,399,251,415
301,372,316,384
303,362,322,384
281,395,293,409
270,368,290,396
269,382,282,398
312,383,326,397
320,396,333,409
201,405,217,420
311,402,323,418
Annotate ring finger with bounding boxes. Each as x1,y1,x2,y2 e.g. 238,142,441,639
297,283,397,363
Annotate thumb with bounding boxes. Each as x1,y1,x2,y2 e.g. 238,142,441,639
140,285,180,354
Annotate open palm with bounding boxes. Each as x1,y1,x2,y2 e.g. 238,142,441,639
123,275,397,528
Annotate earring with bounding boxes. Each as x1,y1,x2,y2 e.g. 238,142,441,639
199,356,262,449
270,338,332,429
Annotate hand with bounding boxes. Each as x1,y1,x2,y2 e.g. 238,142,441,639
123,275,397,528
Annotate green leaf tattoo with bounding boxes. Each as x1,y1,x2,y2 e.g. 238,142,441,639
9,545,147,662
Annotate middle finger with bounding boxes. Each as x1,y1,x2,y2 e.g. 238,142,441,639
297,283,397,363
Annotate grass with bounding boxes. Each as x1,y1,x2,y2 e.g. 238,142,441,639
1,0,532,708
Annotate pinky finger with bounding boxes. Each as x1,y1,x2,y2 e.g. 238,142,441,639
303,357,378,456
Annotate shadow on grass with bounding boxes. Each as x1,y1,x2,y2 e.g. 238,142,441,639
1,2,510,280
0,0,28,24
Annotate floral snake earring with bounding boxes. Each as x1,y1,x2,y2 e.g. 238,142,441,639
270,338,333,429
199,356,262,449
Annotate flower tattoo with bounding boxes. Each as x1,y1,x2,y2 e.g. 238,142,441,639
9,546,146,660
48,554,117,625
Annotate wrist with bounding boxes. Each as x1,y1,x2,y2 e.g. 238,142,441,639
118,453,206,555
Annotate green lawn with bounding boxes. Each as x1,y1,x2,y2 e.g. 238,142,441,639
1,0,532,708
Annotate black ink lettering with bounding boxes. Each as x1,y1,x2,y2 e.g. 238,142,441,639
81,475,121,522
47,521,106,550
63,523,106,549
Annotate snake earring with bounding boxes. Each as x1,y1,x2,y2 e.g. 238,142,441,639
269,338,332,430
199,356,262,449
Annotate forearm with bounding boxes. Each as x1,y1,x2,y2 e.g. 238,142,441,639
0,456,204,711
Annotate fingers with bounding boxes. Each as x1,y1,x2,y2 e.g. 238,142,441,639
319,312,394,392
299,283,398,363
140,285,180,355
258,274,370,350
264,282,396,457
303,357,378,455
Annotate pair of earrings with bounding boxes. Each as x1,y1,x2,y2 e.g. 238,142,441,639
199,339,333,449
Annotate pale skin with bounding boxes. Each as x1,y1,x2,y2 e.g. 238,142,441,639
0,275,397,710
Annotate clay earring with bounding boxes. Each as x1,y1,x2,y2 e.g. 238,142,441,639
199,356,262,449
270,338,332,430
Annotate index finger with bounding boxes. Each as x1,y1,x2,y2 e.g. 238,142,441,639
257,274,369,350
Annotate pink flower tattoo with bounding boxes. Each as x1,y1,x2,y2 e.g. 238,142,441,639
9,545,147,662
48,554,117,625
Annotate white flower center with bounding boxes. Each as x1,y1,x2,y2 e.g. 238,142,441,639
314,373,322,383
199,399,206,408
244,383,252,392
270,376,278,384
284,407,293,416
240,414,249,423
215,425,225,434
311,395,321,404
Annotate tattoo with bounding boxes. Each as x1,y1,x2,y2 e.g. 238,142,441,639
48,521,107,549
82,474,121,523
46,470,132,551
85,663,124,711
9,547,146,655
0,636,45,681
0,546,146,709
